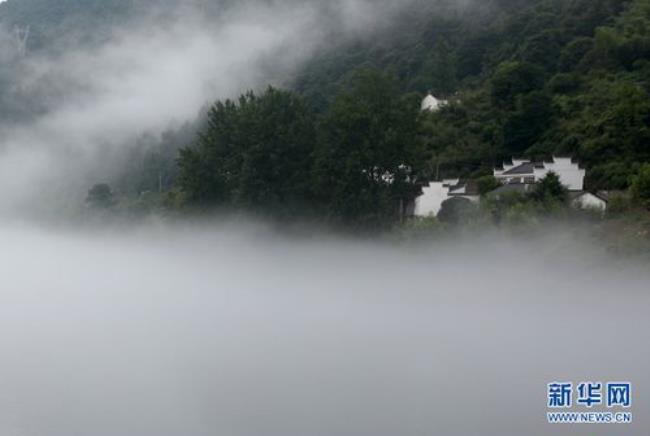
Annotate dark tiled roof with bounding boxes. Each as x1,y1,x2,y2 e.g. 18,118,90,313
502,162,535,175
569,191,610,202
449,181,481,196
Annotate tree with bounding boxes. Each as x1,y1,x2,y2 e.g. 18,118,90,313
491,62,545,108
519,30,563,72
426,39,458,95
314,69,425,227
558,37,594,72
503,91,553,153
586,161,636,191
530,172,568,205
178,87,317,217
579,81,650,166
86,184,115,209
631,164,650,210
476,175,501,195
437,197,477,225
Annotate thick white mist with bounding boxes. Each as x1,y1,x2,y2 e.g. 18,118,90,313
0,2,317,216
0,222,648,436
0,0,417,218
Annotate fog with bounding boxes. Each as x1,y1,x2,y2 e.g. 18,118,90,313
0,221,647,436
0,0,419,218
0,1,648,435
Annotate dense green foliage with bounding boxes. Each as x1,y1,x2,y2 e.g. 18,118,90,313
100,0,650,227
297,0,650,190
530,172,569,204
313,70,425,226
178,87,317,218
2,0,650,228
631,163,650,208
437,197,478,225
177,73,426,227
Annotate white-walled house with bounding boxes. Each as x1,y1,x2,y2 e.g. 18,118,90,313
414,182,450,217
448,182,481,203
494,157,586,191
411,155,609,218
421,93,448,112
492,157,610,211
569,191,608,212
414,179,480,217
536,157,586,191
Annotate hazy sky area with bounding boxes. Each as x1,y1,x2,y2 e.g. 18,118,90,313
0,1,648,435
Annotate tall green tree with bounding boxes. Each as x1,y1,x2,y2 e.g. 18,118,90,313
314,69,425,227
530,172,568,207
503,90,553,152
426,39,458,95
631,164,650,210
491,61,545,108
178,87,317,217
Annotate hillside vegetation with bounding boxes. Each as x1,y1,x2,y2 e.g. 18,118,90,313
175,0,650,227
1,0,650,232
297,0,650,191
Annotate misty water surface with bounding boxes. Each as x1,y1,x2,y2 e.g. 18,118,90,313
0,221,648,436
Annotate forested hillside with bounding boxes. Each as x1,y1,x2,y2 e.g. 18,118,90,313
1,0,650,228
296,0,649,190
176,0,650,227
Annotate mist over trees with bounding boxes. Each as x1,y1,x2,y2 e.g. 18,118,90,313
178,87,317,218
170,0,650,228
177,72,425,227
1,0,650,232
313,70,424,227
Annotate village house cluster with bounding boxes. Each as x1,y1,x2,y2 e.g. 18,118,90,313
414,94,610,217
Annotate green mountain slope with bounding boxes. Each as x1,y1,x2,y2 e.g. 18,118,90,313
2,0,648,193
295,0,650,190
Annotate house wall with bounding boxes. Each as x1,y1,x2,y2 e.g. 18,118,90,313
494,157,586,190
443,178,460,186
414,182,450,217
495,174,534,184
572,193,607,212
534,158,585,190
421,95,447,112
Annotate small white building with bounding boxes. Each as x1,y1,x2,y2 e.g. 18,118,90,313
494,157,585,191
414,179,479,217
412,156,604,218
493,157,608,212
569,191,608,212
414,182,450,217
421,93,448,112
